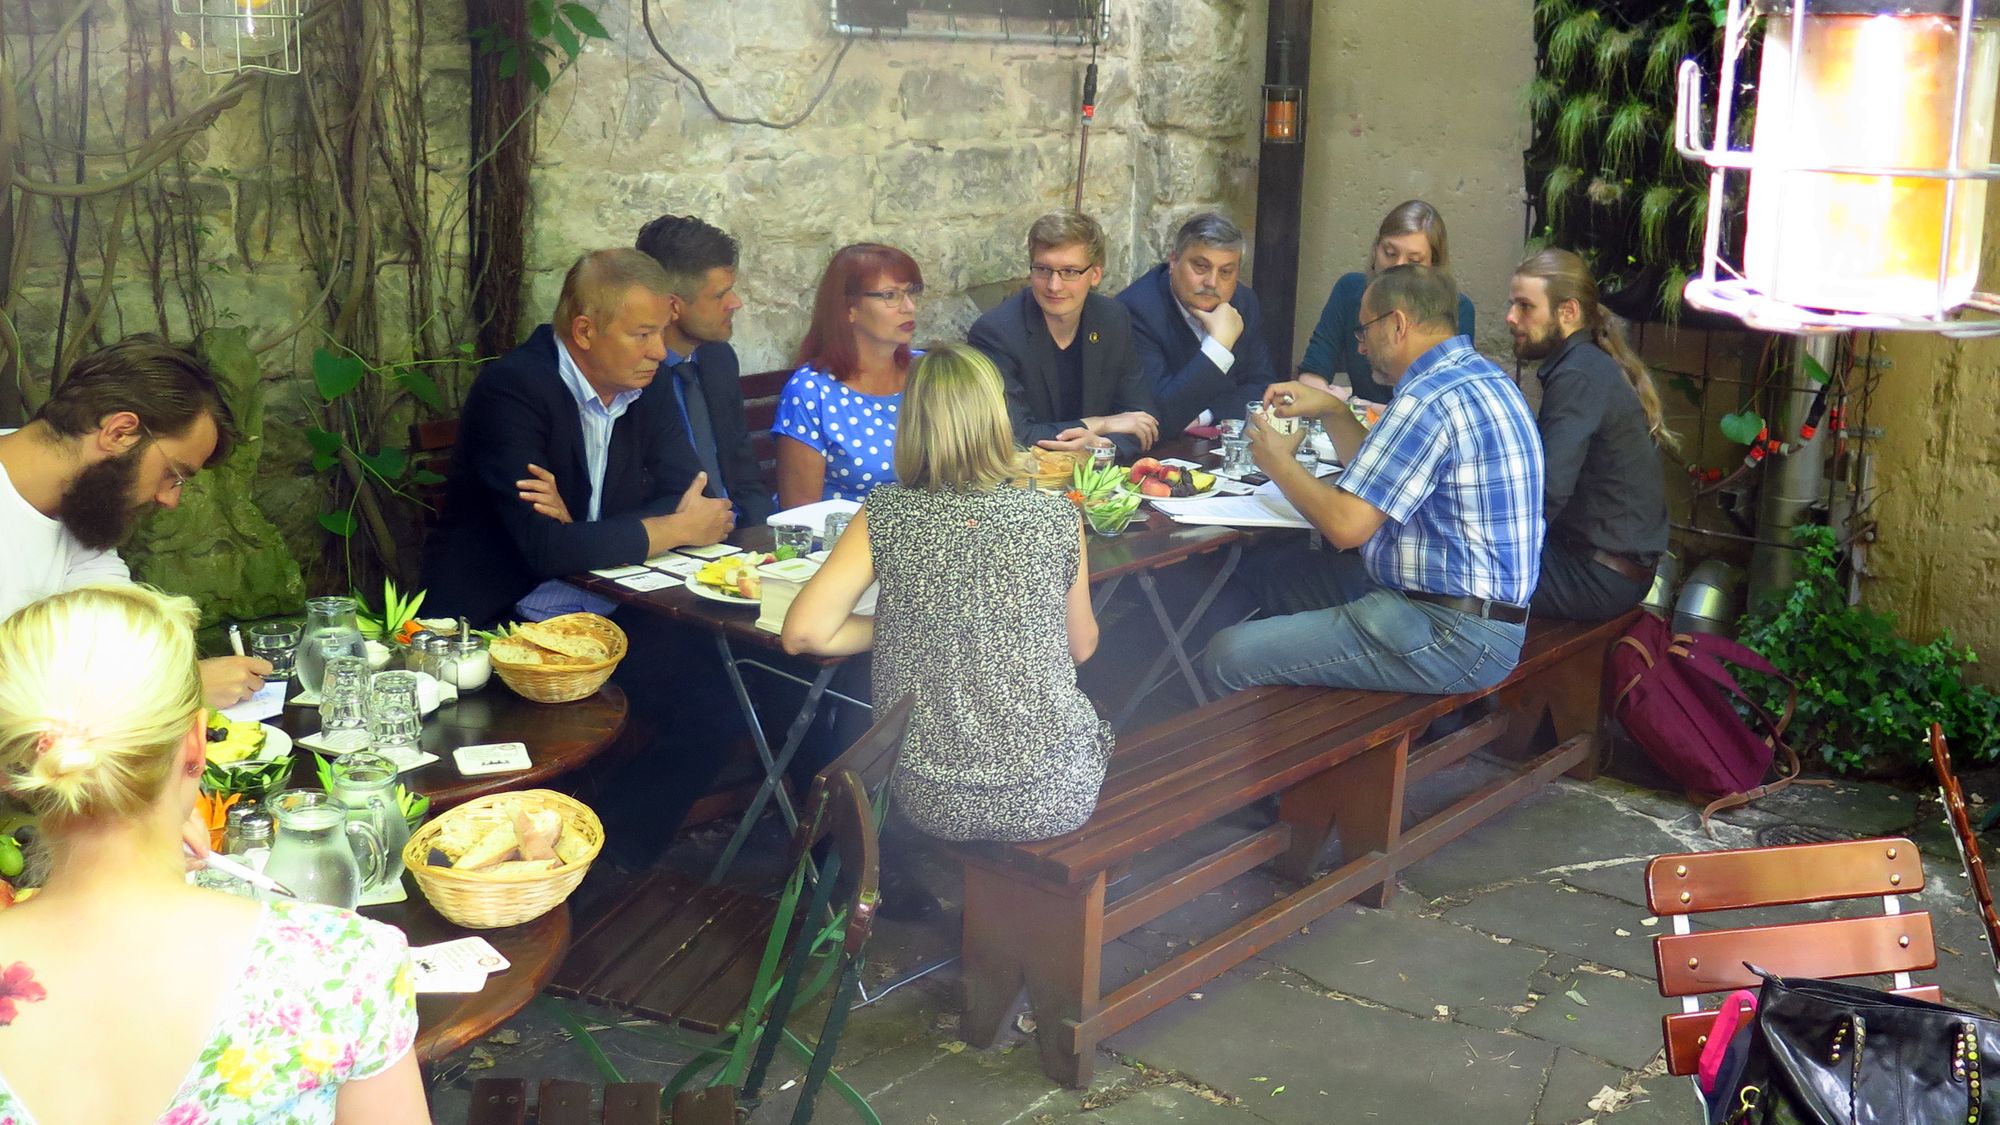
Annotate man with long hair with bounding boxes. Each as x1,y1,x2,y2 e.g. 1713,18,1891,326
1507,248,1672,621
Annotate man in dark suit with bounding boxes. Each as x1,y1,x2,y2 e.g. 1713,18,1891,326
635,214,775,526
968,211,1159,457
1117,211,1278,436
422,248,739,867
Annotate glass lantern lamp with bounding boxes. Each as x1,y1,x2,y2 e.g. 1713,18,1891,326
1677,0,2000,334
172,0,306,76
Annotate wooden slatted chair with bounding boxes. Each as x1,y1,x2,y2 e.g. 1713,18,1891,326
1645,836,1940,1079
547,696,913,1125
741,367,792,485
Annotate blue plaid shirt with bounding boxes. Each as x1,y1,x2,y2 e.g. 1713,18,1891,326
1337,336,1545,605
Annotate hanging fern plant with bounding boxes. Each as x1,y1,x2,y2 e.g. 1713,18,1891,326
1523,0,1747,322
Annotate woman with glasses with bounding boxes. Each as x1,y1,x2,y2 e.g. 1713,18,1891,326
773,243,925,509
1298,200,1477,405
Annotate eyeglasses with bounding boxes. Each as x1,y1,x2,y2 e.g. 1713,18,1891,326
859,284,924,307
1028,265,1094,283
137,421,192,494
1353,309,1398,345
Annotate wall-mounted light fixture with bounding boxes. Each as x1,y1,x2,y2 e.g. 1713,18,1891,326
173,0,306,76
1262,34,1302,144
1678,0,2000,335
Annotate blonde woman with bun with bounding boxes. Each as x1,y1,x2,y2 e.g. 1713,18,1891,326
0,585,426,1124
782,344,1111,842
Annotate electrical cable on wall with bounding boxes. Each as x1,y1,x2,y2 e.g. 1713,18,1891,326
1072,31,1098,211
640,0,856,130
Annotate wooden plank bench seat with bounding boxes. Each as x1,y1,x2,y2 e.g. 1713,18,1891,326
951,609,1639,1086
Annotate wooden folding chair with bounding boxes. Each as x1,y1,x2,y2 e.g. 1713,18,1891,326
547,696,913,1125
1645,836,1940,1078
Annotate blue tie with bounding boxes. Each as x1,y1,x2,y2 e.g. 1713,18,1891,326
673,361,728,500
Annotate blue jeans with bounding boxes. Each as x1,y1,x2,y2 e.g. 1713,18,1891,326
1203,546,1527,695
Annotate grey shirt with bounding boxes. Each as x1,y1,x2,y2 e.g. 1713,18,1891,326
1535,331,1669,562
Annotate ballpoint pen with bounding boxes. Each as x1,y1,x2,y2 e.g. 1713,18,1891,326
227,621,246,657
186,844,298,899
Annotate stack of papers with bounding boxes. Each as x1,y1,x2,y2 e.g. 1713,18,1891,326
756,557,821,634
1150,482,1314,530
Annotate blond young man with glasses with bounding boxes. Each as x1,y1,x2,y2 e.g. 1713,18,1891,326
968,211,1159,458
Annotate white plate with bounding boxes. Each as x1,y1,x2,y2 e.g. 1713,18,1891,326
686,580,760,607
209,724,292,769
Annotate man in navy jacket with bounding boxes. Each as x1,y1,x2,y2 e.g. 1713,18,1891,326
422,248,739,867
1117,212,1278,436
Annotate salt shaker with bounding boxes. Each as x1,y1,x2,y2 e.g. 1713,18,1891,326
403,630,437,677
446,634,491,693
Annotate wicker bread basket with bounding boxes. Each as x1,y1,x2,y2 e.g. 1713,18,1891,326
490,612,627,704
403,789,602,928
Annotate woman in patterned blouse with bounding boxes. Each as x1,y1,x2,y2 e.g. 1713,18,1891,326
0,584,425,1124
783,344,1112,842
772,243,925,509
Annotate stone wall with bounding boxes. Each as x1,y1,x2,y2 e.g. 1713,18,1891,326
525,0,1265,374
1294,0,1536,365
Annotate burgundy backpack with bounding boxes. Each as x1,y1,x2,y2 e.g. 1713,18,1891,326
1608,612,1813,830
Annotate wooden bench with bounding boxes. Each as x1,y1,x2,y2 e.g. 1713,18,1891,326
463,1078,663,1124
953,610,1637,1086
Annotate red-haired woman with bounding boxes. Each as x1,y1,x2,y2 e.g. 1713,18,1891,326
773,243,924,509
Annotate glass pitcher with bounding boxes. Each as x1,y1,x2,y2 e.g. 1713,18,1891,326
329,752,410,896
263,790,386,910
297,596,366,699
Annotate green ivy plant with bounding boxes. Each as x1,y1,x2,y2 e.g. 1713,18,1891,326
1736,525,2000,773
469,0,611,92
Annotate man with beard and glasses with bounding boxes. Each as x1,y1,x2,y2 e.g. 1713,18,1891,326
0,337,273,706
1116,211,1277,435
1506,248,1672,621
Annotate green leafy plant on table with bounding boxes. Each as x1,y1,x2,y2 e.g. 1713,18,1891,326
1735,525,2000,773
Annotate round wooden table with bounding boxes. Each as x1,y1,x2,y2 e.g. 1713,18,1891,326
362,888,571,1062
275,681,629,809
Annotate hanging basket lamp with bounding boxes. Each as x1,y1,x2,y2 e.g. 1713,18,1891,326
172,0,306,77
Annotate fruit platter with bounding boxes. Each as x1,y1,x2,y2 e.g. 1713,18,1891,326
203,709,292,768
1126,458,1217,499
691,553,775,604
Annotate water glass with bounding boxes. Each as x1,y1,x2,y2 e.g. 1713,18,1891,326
1296,443,1320,476
247,621,301,678
1090,442,1117,472
774,524,813,558
822,511,852,551
1216,417,1245,441
1221,437,1253,475
318,655,371,749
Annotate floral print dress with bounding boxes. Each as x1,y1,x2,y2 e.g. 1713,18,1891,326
0,898,417,1125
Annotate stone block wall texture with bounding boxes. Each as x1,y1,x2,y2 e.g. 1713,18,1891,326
523,0,1265,373
1293,0,1536,365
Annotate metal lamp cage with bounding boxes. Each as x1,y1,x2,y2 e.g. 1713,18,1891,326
171,0,305,77
1677,0,2000,336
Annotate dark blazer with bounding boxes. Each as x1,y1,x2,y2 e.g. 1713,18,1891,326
967,287,1155,459
421,324,702,627
680,341,775,527
1116,262,1278,435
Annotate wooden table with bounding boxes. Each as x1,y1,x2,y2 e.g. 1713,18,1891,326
362,889,571,1062
570,438,1254,881
274,682,629,810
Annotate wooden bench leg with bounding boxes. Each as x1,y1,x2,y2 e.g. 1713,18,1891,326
1282,732,1407,906
1497,641,1611,781
959,862,1105,1087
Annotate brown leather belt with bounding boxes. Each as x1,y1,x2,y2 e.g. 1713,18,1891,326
1404,590,1530,624
1589,548,1655,583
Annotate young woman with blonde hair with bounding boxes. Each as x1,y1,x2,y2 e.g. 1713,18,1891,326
783,344,1111,842
1299,200,1478,404
1506,247,1673,621
0,584,426,1124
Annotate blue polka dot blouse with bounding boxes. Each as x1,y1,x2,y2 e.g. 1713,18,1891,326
771,363,903,504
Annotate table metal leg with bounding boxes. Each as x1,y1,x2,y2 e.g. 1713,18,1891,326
1091,573,1124,616
1111,543,1241,728
707,636,840,884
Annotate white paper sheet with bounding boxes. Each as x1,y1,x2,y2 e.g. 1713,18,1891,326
220,678,288,723
767,497,863,537
1150,486,1313,529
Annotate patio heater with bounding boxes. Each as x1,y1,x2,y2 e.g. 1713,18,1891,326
172,0,306,76
1676,0,2000,335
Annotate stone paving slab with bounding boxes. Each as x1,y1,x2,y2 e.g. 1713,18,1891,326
1108,974,1556,1125
1263,901,1549,1023
1403,783,1690,906
1072,1083,1262,1123
1514,959,1670,1070
819,1034,1139,1124
1444,881,1662,977
1535,1047,1629,1125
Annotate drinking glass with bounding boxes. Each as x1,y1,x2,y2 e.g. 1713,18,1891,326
247,621,301,679
318,655,371,752
822,512,852,551
1090,441,1117,472
1216,417,1245,441
774,524,813,558
1221,437,1253,475
1296,444,1320,476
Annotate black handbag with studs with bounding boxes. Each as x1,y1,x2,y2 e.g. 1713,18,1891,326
1726,967,2000,1124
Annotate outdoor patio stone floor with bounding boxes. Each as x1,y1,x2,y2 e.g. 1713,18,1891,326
425,756,2000,1124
